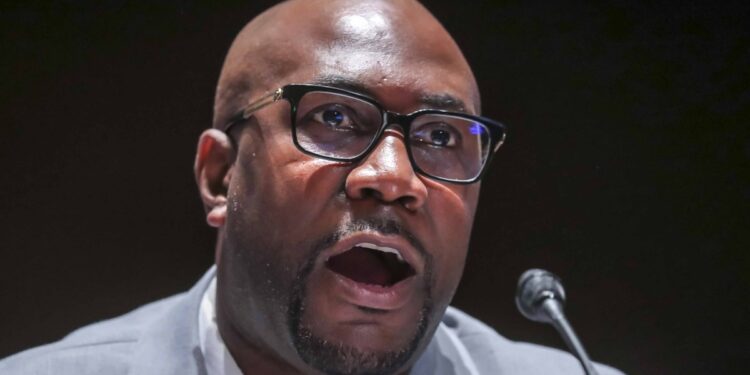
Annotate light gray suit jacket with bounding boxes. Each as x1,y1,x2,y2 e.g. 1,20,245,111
1,267,624,374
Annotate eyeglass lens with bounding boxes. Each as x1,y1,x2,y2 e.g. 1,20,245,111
294,90,491,181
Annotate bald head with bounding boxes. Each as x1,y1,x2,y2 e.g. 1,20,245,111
213,0,479,128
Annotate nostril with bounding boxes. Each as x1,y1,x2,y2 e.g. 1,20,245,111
359,188,382,200
358,187,420,210
397,196,418,210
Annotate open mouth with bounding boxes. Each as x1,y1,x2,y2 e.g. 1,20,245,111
326,243,416,287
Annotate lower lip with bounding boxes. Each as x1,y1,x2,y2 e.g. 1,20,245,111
324,268,418,311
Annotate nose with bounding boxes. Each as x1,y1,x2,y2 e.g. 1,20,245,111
344,129,428,211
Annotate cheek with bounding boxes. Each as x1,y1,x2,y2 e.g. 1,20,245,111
222,152,354,301
261,158,349,234
427,181,479,246
424,183,480,299
218,151,351,326
229,133,346,243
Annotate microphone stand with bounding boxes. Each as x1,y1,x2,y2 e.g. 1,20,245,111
542,299,599,375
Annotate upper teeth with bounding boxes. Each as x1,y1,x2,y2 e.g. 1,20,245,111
357,243,405,262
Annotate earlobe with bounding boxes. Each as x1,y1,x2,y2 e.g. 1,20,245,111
206,204,227,227
195,129,234,228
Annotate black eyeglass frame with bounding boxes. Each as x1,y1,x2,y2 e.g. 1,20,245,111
223,83,507,184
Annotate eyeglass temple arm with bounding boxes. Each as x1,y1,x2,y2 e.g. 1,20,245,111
241,87,284,119
493,131,507,153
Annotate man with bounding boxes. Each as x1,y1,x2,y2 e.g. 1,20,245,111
1,1,623,374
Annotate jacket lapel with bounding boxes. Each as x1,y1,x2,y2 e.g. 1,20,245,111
130,267,216,375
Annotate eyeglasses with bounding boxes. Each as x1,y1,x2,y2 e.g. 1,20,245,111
223,84,507,184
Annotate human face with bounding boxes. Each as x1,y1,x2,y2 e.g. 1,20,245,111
211,1,483,374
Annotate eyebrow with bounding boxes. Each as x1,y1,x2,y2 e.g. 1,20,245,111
309,74,469,113
419,93,467,113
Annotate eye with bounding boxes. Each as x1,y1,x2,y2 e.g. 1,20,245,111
323,109,344,126
412,123,461,148
429,129,453,147
310,104,358,131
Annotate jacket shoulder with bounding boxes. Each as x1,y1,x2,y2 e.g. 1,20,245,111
442,306,625,375
0,293,184,375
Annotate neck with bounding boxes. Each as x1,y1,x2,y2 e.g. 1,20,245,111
216,307,312,375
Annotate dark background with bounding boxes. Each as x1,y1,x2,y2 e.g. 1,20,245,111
1,1,748,374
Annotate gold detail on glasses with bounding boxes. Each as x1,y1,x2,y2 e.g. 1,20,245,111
242,88,284,119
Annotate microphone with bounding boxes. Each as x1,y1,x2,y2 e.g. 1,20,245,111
516,269,599,375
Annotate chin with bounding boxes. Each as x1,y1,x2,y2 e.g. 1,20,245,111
288,267,433,375
291,311,430,375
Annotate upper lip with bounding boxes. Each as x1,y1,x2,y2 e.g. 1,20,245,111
321,231,424,277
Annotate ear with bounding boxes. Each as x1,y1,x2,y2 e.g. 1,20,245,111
195,129,234,228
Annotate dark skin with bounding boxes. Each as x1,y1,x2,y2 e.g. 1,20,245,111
195,0,483,374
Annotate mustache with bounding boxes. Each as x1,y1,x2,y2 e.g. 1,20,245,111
313,216,429,262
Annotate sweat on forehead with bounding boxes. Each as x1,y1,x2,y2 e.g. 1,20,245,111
213,0,479,127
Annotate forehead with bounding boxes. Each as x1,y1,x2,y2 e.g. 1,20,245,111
221,0,479,116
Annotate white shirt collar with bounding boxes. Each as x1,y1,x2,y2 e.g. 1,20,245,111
198,277,243,375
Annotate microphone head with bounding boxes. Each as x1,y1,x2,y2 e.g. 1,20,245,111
515,268,566,323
